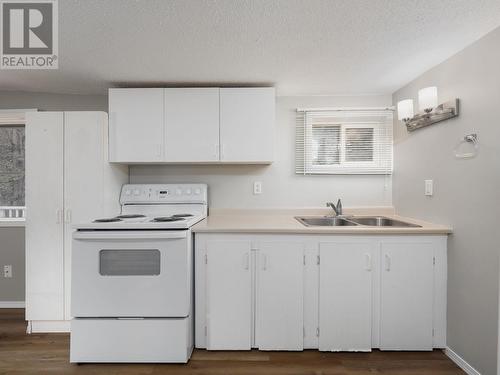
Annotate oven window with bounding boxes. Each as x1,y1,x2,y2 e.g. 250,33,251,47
99,250,161,276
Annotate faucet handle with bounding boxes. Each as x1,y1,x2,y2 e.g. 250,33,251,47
326,201,338,216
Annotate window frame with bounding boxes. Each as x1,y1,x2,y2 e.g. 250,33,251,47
0,109,35,217
296,108,393,175
306,121,385,174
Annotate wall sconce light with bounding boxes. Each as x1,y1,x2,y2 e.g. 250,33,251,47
397,99,414,122
397,87,459,132
418,86,438,113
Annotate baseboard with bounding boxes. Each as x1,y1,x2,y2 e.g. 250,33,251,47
0,301,25,308
444,347,481,375
28,320,70,333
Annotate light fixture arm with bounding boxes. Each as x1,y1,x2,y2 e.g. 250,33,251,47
403,99,459,132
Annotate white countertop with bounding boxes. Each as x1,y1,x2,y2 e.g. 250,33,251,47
192,208,452,235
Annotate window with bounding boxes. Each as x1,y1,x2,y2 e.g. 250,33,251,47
296,109,393,175
0,111,28,219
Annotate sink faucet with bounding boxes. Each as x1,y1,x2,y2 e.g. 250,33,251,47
326,199,343,216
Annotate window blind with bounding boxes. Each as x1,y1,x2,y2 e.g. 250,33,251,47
296,108,393,175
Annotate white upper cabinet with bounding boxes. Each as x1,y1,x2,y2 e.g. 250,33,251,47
109,88,164,162
164,88,220,162
219,88,275,163
108,87,275,164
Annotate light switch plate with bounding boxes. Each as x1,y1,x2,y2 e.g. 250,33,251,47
3,265,12,278
425,180,433,196
253,181,262,195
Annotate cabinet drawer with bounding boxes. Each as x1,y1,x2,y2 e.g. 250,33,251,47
70,318,192,363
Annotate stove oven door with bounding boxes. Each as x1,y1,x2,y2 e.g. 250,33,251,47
71,230,191,318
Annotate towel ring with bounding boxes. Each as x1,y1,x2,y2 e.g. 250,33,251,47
454,133,478,159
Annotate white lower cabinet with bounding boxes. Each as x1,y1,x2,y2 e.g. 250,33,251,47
195,233,447,352
319,241,374,352
204,240,305,350
380,242,434,350
256,242,304,350
206,241,252,350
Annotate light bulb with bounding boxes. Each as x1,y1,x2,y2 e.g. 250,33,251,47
397,99,414,121
418,86,438,112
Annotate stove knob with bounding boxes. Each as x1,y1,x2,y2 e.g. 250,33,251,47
176,189,182,195
133,189,140,196
185,189,192,195
125,189,132,195
194,188,201,195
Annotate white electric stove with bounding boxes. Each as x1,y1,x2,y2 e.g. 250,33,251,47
70,184,207,364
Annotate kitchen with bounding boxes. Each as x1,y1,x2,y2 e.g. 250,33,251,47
0,1,499,374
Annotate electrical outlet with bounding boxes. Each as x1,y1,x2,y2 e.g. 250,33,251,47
253,181,262,195
425,180,433,196
3,265,12,278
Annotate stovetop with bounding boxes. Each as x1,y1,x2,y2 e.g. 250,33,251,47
75,213,206,230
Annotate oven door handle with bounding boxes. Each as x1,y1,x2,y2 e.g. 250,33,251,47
73,230,187,240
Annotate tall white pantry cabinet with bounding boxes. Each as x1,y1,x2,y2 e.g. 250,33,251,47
25,112,128,332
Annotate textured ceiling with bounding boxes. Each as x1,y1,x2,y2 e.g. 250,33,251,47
2,0,500,96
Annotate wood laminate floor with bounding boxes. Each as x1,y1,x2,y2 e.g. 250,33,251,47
0,309,465,375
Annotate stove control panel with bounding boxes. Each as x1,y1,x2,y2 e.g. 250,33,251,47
120,184,208,205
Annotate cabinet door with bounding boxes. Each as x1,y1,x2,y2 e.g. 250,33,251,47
206,241,252,350
164,88,220,162
25,112,64,321
256,242,304,350
63,112,108,319
219,88,274,163
319,242,373,351
108,88,164,162
380,242,434,350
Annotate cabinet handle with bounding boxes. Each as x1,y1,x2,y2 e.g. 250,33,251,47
261,253,267,270
56,209,62,224
109,112,117,160
65,209,72,224
364,253,372,271
156,144,162,159
214,144,219,159
220,144,225,160
244,253,249,270
385,254,391,271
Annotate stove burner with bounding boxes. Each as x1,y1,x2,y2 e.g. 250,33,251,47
152,216,185,222
93,218,122,223
172,214,194,218
115,214,146,219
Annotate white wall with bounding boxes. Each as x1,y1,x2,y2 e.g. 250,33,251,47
0,90,107,112
0,227,24,302
392,26,500,375
130,94,392,209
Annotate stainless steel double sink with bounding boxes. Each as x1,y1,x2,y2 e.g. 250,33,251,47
295,216,421,228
